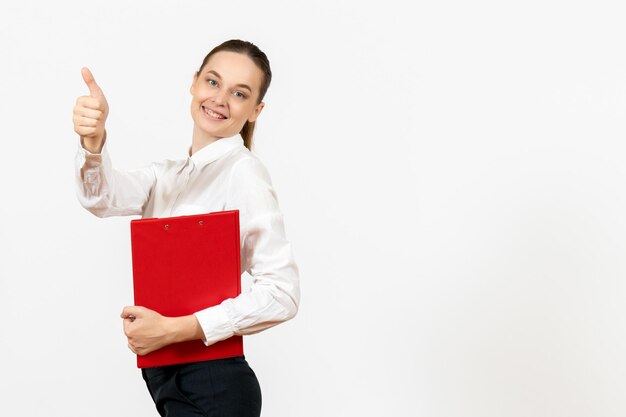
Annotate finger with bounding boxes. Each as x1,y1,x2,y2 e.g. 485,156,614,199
81,67,105,99
121,306,134,318
123,320,133,337
75,96,104,111
74,126,97,137
74,107,102,119
122,305,142,318
73,115,98,128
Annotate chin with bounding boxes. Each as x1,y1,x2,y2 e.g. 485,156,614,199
203,126,239,141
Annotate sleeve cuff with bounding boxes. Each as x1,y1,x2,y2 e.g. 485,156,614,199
194,304,236,347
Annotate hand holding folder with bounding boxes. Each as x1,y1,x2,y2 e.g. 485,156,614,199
130,210,244,368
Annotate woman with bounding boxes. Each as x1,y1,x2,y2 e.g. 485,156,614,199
73,39,300,417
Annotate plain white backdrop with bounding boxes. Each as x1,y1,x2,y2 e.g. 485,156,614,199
1,1,625,416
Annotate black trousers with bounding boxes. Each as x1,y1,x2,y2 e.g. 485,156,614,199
141,356,262,417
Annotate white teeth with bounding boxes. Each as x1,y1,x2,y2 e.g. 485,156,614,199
203,107,226,119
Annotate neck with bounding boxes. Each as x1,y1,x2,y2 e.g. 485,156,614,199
191,124,220,155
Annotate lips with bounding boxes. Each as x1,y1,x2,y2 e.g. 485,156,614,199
202,105,227,120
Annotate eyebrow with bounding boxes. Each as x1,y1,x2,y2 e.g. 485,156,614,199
206,70,253,93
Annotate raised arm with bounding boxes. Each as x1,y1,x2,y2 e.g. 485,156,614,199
74,67,108,154
73,68,156,217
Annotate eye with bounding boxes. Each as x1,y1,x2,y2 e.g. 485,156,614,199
206,78,218,87
233,91,247,99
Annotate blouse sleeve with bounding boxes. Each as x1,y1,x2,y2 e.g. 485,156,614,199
75,140,157,217
193,156,300,346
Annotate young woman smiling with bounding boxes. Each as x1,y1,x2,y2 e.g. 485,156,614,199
73,40,300,417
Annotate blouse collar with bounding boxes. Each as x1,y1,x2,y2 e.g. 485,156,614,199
188,134,244,167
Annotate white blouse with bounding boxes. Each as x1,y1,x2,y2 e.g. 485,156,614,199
75,134,300,347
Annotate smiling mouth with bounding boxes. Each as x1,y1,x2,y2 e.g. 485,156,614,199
202,105,227,120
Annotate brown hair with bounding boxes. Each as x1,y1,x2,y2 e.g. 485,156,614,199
197,39,272,150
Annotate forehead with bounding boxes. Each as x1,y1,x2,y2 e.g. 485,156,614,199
202,51,263,90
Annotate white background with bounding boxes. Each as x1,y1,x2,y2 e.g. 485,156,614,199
1,1,625,416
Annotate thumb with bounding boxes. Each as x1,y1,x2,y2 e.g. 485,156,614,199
81,67,105,98
121,305,143,319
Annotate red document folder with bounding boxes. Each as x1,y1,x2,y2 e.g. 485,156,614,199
130,210,243,368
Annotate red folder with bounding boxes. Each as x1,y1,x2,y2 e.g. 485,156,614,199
130,210,243,368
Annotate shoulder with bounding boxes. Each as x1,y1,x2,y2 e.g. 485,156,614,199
227,148,273,185
224,148,279,211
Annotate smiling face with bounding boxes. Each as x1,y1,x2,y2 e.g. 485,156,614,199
190,51,265,146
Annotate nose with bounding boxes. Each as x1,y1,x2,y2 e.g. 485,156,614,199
211,89,228,106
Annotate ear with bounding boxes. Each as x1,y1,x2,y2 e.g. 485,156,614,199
248,102,265,123
190,72,199,95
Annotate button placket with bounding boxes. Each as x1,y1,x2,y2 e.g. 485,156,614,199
168,160,194,215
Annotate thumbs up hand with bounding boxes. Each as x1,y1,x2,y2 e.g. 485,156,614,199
73,67,109,153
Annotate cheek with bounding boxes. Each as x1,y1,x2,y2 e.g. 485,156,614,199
192,84,210,101
228,102,245,118
233,102,256,119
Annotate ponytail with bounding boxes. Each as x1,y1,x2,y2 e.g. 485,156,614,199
240,121,255,150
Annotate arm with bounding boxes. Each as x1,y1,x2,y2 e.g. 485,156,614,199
120,307,203,356
75,140,156,217
121,156,300,355
73,67,156,217
194,156,300,346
